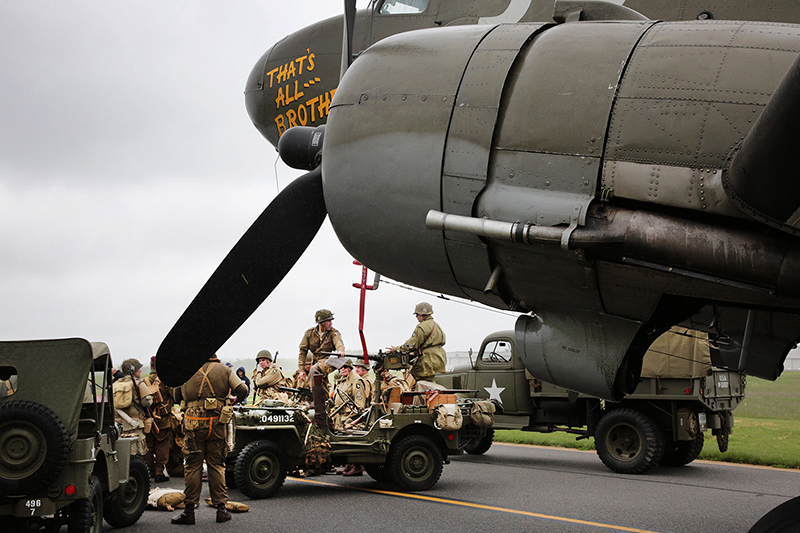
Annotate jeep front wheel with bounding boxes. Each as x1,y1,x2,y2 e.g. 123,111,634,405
234,440,286,499
0,400,70,495
104,456,149,527
595,408,665,475
464,429,494,455
388,435,443,491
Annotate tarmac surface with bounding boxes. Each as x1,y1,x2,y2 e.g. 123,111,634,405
118,443,799,533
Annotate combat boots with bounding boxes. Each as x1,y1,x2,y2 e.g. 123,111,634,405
171,503,195,525
216,504,231,523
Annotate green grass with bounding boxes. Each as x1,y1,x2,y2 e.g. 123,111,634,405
494,371,800,469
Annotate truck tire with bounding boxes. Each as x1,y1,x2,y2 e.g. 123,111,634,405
464,429,494,455
104,456,149,527
388,435,443,491
595,408,665,475
660,432,704,467
234,440,286,499
364,463,392,482
67,475,103,533
748,495,800,533
0,400,70,496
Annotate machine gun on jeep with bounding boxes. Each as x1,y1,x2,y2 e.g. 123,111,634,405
0,339,150,532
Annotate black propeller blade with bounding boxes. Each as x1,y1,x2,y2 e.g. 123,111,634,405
156,166,326,386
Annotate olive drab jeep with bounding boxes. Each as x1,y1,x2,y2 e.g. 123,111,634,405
0,338,150,532
225,352,489,499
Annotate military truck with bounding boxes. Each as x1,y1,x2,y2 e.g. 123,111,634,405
226,352,489,498
435,328,745,474
0,339,149,532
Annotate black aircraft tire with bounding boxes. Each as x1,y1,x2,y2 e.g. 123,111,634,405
364,463,392,482
104,456,149,527
388,435,443,491
747,495,800,533
660,432,705,467
67,475,103,533
0,400,70,496
234,440,286,499
464,429,494,455
595,408,665,475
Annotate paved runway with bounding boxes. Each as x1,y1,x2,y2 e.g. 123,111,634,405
120,443,799,533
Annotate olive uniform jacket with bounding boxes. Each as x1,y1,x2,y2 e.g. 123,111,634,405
298,325,345,372
397,316,446,379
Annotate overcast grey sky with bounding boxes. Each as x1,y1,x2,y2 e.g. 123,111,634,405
0,1,517,371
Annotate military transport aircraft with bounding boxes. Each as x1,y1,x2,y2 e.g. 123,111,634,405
157,1,800,529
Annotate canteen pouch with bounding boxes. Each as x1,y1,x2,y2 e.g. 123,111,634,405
219,405,234,424
143,417,154,434
469,400,496,427
204,397,218,411
435,403,463,431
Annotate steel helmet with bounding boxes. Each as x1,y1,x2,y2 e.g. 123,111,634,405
255,350,273,362
414,302,433,315
315,309,334,323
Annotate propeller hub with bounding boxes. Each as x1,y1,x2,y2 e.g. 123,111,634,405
278,125,326,171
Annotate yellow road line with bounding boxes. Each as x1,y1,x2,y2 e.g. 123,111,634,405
292,477,663,533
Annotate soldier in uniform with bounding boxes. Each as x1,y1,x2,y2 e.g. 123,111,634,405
251,350,288,404
353,360,374,407
290,354,313,389
113,358,154,456
331,360,359,431
297,309,345,395
388,302,446,390
143,356,174,482
171,356,247,525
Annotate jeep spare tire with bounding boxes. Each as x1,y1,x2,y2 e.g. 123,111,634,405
0,400,70,496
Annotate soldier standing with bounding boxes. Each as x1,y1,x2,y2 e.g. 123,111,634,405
113,358,154,456
251,350,288,404
143,356,174,482
387,302,446,389
171,356,247,525
297,309,345,395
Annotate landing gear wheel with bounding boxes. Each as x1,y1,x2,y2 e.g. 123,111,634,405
67,475,103,533
364,463,392,482
0,400,70,495
595,408,665,475
234,440,286,499
104,456,149,527
660,432,704,467
388,435,443,491
464,429,494,455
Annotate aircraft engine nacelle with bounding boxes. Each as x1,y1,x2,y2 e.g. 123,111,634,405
323,20,800,399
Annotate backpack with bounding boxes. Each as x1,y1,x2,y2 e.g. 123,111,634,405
114,379,134,409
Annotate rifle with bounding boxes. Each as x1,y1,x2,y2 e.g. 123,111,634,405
278,386,313,400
